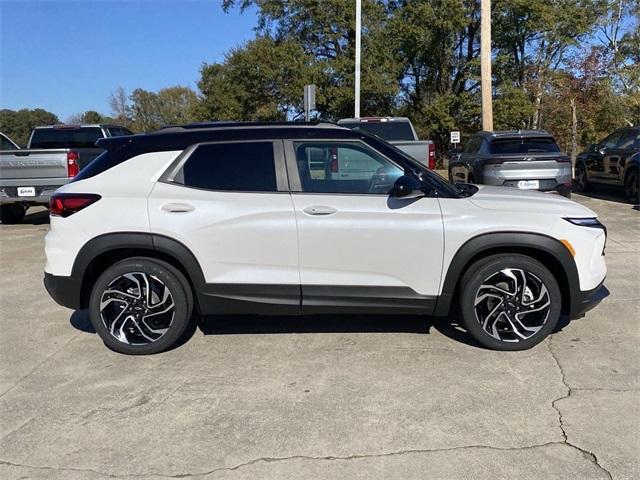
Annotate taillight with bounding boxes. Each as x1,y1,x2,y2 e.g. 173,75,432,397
67,151,80,178
50,193,100,217
428,143,436,170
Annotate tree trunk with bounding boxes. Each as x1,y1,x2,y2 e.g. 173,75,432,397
570,97,577,173
532,66,544,130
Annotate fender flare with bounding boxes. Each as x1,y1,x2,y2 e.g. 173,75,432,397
72,232,206,307
433,231,580,316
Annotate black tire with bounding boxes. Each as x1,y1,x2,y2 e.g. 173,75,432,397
624,169,639,204
459,254,561,351
89,257,194,355
0,204,26,224
575,163,590,192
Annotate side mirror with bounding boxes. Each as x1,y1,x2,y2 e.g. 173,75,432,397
392,175,425,199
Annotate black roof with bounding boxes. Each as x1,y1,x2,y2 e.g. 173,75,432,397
96,122,357,152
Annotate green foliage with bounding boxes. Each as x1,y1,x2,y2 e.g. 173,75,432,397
0,108,59,147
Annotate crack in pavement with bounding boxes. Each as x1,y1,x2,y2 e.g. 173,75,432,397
547,337,614,480
0,441,610,479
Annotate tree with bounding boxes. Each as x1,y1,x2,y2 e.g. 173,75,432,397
220,0,402,119
0,108,59,146
108,86,132,127
129,86,199,131
195,37,316,121
67,110,108,124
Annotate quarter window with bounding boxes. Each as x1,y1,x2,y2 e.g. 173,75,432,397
178,142,277,192
294,142,403,194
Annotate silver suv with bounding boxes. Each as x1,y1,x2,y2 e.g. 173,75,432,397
448,130,572,197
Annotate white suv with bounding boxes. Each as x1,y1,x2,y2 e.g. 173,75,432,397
44,122,608,354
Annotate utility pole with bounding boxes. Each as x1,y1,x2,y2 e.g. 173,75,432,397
354,0,361,118
480,0,493,131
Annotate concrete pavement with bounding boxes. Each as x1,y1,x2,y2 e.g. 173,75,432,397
0,191,638,479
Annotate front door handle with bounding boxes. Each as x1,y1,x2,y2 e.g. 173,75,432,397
303,206,337,216
161,203,195,213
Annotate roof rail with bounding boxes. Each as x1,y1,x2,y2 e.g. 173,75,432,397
154,120,339,132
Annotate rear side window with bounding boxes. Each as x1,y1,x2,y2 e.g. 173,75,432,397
489,138,560,154
30,127,104,149
177,142,277,192
340,121,415,141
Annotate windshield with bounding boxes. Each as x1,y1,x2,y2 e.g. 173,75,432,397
489,137,560,154
341,121,415,141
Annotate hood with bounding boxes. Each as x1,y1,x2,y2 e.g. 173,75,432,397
468,185,597,217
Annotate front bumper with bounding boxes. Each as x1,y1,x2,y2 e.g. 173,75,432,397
570,281,609,319
44,272,82,310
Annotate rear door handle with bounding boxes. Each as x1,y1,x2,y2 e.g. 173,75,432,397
303,206,337,216
161,203,195,213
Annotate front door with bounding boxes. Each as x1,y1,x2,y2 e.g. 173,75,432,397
286,140,444,314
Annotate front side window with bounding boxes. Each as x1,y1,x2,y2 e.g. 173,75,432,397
601,131,622,149
616,130,639,149
464,137,482,154
178,142,277,192
294,142,404,194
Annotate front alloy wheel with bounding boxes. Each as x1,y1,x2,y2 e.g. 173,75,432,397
460,254,561,350
474,269,551,343
89,258,193,354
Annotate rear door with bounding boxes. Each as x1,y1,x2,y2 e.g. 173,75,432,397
148,140,300,311
286,139,444,313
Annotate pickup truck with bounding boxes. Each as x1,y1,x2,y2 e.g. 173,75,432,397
0,124,133,223
337,117,436,169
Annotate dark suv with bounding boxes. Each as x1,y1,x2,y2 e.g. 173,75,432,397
575,127,639,203
448,130,572,197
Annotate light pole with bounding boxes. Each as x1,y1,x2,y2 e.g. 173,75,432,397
354,0,361,118
480,0,493,131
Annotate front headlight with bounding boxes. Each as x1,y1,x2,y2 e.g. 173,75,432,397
564,217,607,254
563,217,606,229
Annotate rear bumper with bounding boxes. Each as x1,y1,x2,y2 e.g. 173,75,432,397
570,281,609,319
44,272,82,310
0,185,63,205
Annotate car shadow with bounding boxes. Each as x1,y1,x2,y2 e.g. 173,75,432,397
573,183,637,207
69,310,573,351
23,208,50,225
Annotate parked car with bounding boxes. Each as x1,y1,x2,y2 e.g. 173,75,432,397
0,131,20,150
448,130,572,197
574,126,639,203
0,124,133,223
338,117,436,169
43,121,607,355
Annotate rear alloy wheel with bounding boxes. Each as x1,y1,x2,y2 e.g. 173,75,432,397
575,163,589,192
0,204,26,224
625,169,639,204
459,254,561,350
89,258,193,354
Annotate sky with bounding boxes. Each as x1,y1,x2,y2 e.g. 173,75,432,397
0,0,258,120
